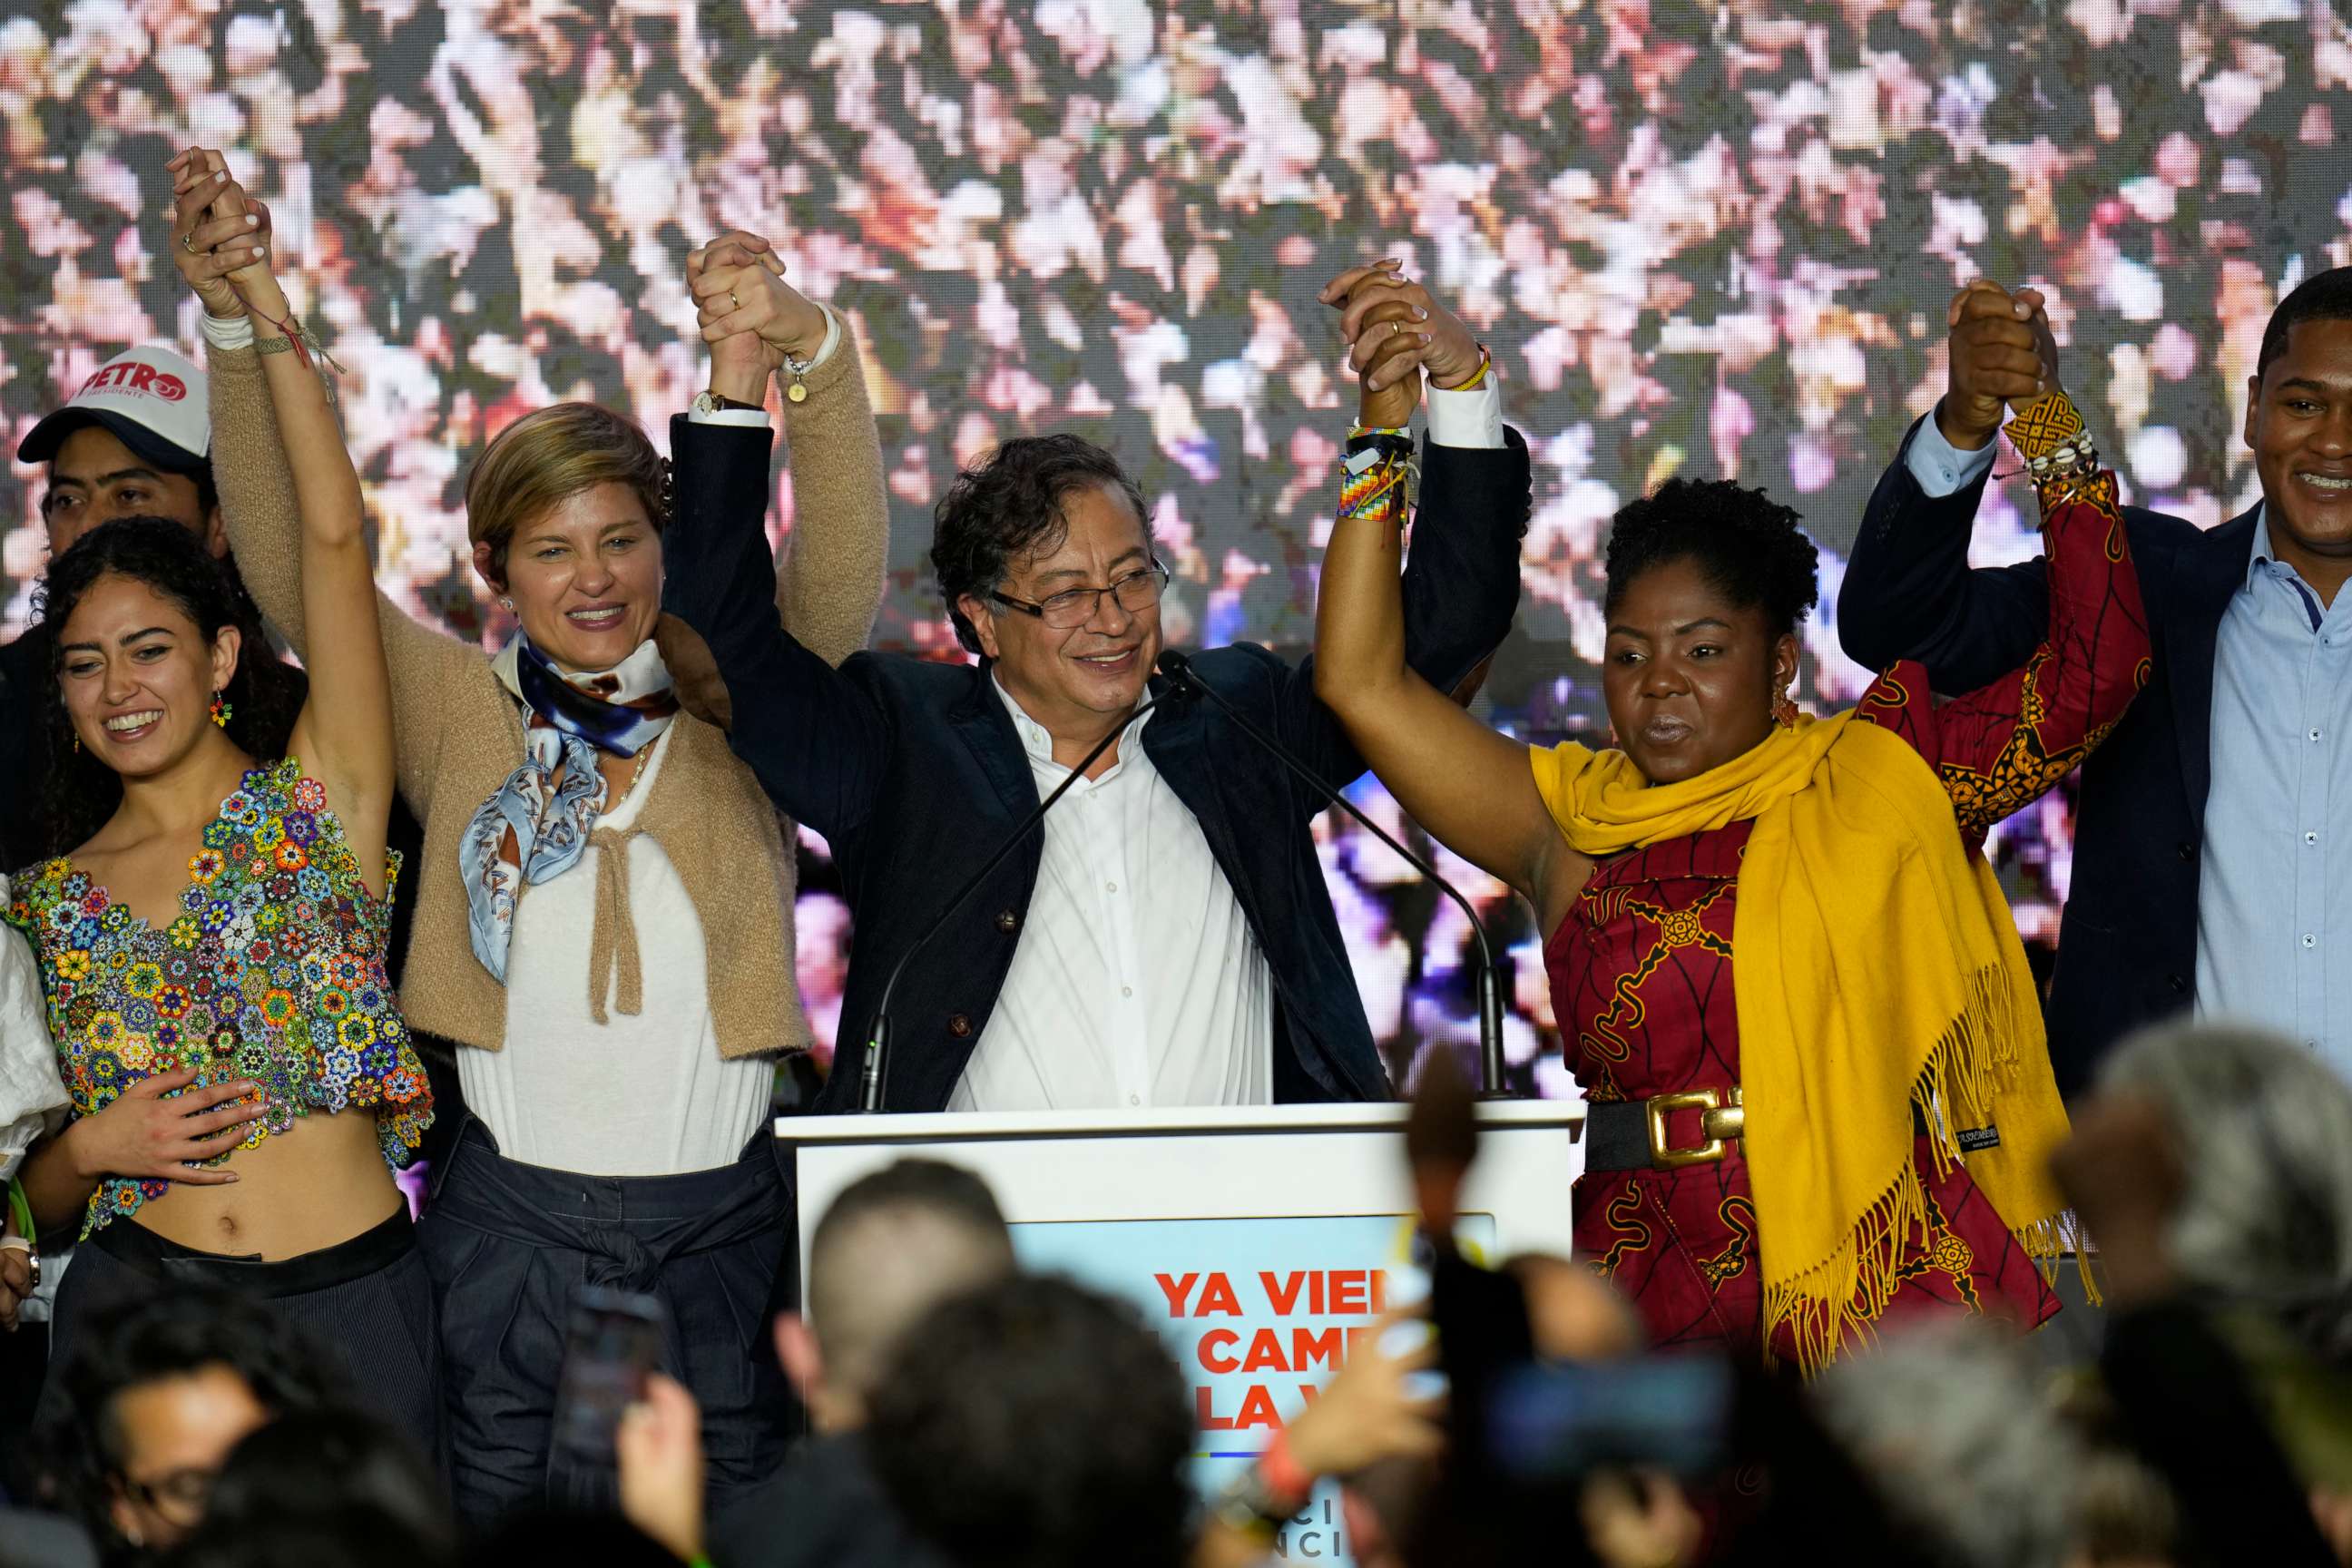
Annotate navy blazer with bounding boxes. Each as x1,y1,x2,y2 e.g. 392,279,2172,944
1838,414,2255,1095
663,416,1531,1113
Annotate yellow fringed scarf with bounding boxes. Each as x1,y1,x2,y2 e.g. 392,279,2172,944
1533,711,2083,1369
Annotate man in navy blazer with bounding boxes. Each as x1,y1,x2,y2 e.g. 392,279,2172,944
662,270,1526,1113
1839,268,2352,1094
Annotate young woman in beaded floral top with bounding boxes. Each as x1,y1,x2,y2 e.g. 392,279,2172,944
172,141,887,1523
1316,271,2149,1370
5,153,437,1456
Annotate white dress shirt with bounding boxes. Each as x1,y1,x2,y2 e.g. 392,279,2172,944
946,382,1503,1112
948,685,1275,1112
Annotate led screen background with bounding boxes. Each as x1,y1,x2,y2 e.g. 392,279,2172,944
5,0,2346,1093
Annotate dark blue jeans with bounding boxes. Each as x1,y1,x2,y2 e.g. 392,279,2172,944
415,1119,800,1530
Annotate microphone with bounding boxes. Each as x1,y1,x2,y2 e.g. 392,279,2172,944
1153,649,1514,1100
857,694,1161,1112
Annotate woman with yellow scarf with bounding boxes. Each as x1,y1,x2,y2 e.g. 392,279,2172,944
1316,301,2147,1367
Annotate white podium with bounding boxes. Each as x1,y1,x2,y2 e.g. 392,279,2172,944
778,1100,1583,1565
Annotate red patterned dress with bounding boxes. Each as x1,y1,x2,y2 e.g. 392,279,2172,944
1551,463,2148,1363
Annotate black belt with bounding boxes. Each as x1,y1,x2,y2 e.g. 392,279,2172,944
1588,1092,1955,1173
1585,1087,1745,1172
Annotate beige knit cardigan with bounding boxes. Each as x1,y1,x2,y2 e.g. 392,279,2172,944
208,336,887,1060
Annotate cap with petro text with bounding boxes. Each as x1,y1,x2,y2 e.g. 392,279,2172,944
16,346,211,474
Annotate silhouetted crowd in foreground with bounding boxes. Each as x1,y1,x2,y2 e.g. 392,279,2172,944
4,1021,2351,1568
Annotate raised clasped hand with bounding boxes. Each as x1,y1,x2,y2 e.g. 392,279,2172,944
1321,259,1485,428
1939,279,2063,449
688,230,828,402
165,147,281,322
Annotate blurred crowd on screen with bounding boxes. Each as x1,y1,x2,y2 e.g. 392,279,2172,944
4,0,2346,1082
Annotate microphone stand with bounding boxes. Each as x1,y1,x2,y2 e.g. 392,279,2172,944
1155,651,1515,1100
857,696,1161,1112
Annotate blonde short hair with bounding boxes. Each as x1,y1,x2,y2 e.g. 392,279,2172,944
465,402,668,580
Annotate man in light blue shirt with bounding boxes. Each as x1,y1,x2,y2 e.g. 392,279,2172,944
1838,268,2352,1091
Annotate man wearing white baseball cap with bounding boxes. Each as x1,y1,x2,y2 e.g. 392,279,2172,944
4,345,226,869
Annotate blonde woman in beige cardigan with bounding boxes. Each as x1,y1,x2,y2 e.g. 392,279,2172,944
176,157,886,1524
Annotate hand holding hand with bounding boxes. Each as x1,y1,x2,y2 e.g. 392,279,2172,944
166,149,280,322
1322,260,1485,428
1284,1312,1446,1480
617,1372,707,1563
0,1243,32,1334
689,230,828,405
1938,279,2062,450
67,1068,263,1186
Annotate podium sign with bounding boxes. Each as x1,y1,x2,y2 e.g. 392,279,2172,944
782,1101,1583,1564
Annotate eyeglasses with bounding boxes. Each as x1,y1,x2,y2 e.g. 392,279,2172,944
990,562,1170,630
120,1465,216,1524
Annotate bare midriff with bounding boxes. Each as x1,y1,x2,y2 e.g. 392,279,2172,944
131,1110,403,1260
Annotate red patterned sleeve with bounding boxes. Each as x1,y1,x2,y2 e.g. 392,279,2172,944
1853,394,2151,842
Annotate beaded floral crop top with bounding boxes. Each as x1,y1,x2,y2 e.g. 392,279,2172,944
5,759,435,1237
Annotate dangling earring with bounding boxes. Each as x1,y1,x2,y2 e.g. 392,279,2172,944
1771,684,1798,728
210,690,232,728
499,596,514,611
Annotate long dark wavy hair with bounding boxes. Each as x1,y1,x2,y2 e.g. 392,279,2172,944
35,517,304,859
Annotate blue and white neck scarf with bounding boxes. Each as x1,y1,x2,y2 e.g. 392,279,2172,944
459,635,680,983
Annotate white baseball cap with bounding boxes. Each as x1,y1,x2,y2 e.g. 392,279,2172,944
17,345,211,473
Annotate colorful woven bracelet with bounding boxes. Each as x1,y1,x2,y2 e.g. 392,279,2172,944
5,1178,32,1249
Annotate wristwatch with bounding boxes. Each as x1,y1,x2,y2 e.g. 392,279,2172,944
691,390,764,416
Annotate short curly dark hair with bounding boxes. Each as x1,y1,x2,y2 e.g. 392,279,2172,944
867,1274,1193,1568
931,436,1151,655
34,516,306,860
2259,265,2352,379
1601,476,1820,640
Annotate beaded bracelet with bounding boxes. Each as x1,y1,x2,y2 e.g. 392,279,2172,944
2004,392,2098,483
1341,429,1416,524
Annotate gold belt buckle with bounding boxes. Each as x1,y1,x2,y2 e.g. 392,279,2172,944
1645,1085,1745,1170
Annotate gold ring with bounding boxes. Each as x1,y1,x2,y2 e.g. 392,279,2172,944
183,232,197,254
730,289,740,311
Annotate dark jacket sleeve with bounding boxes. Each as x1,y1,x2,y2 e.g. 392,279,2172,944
0,630,50,869
2102,1298,2337,1568
1277,427,1534,794
1838,415,2054,695
661,415,889,840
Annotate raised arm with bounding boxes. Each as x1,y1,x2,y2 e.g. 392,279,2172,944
1312,263,1585,926
170,154,393,892
684,230,887,666
662,418,889,838
1858,388,2151,838
1837,282,2063,692
1270,265,1529,793
662,245,890,837
173,153,473,818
